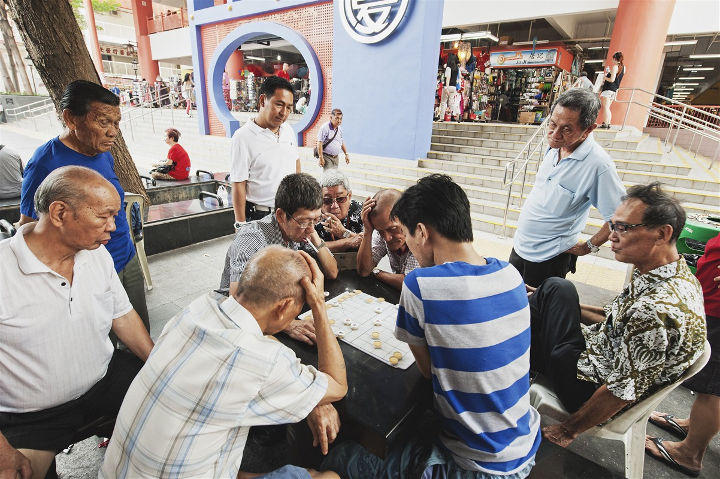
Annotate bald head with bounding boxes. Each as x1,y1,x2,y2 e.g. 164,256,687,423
234,246,311,307
35,165,117,216
370,189,402,222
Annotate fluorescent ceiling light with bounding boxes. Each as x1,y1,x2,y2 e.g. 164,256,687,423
675,82,699,86
678,76,704,80
513,40,549,46
584,59,604,63
587,46,605,50
461,31,499,42
440,34,461,41
245,55,264,61
683,67,713,71
664,40,698,46
689,54,720,59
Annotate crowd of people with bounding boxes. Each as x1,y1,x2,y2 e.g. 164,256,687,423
0,73,717,479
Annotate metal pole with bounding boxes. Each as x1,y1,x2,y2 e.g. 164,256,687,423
671,105,687,152
621,88,634,131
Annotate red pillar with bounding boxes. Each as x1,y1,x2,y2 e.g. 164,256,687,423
131,0,160,81
226,50,244,80
606,0,675,130
84,0,104,76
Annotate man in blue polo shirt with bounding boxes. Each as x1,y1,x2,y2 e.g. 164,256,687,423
510,88,625,287
321,175,540,478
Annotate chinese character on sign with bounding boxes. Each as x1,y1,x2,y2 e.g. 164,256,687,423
339,0,410,44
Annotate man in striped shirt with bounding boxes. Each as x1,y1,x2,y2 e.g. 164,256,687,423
321,175,540,478
100,247,346,479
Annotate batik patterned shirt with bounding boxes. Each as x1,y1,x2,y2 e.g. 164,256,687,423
577,258,706,401
315,200,363,242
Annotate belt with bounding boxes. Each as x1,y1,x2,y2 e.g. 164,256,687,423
248,202,272,212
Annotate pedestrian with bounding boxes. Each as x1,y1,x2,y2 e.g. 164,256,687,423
182,72,194,117
316,109,349,170
438,53,459,122
599,51,626,128
572,71,594,90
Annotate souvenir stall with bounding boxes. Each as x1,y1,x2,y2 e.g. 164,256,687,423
437,43,494,122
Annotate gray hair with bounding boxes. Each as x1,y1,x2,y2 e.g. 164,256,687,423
34,166,107,215
624,182,686,242
550,88,600,130
235,245,310,306
320,169,351,191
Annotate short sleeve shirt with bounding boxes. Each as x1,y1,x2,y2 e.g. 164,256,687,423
0,224,132,412
577,258,706,401
315,200,363,242
167,143,190,180
513,134,625,262
229,119,298,207
99,295,327,479
20,137,136,272
316,122,343,157
371,230,420,275
0,146,22,199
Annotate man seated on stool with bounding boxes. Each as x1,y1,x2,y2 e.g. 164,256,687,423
356,189,419,290
315,170,363,253
0,166,154,479
530,182,706,447
219,173,338,344
101,247,346,479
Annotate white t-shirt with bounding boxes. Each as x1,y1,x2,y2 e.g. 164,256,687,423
229,118,298,207
0,224,133,412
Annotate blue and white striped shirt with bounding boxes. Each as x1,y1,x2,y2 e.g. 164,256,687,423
395,259,540,475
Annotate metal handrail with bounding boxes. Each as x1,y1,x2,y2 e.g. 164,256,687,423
615,87,720,166
501,116,550,236
4,97,54,119
120,90,185,141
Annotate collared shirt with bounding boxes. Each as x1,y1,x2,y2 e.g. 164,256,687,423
218,215,314,292
315,199,363,242
229,118,297,207
513,134,625,262
100,295,328,479
317,122,344,157
0,224,132,412
577,258,706,401
371,230,420,275
0,145,22,199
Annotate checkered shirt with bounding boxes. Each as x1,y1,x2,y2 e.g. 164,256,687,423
99,294,328,479
370,230,420,274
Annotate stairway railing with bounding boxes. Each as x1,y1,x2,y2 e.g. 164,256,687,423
501,117,550,236
120,91,185,141
4,97,56,130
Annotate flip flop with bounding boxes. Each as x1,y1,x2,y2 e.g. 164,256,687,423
648,413,688,440
645,437,700,477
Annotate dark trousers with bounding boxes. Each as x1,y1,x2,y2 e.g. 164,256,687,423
509,248,578,288
245,202,272,221
529,278,599,412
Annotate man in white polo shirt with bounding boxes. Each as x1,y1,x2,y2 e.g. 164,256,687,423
230,76,300,226
0,166,154,479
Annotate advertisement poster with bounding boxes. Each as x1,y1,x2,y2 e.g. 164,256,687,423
490,49,559,68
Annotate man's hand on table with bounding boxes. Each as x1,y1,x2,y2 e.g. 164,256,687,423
307,403,341,455
283,318,316,345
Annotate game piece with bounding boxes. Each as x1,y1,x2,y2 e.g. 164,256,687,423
324,291,329,297
373,341,382,349
374,307,382,314
365,298,373,303
371,331,380,339
373,319,383,326
389,356,399,366
329,319,335,325
392,351,403,360
350,322,359,330
377,297,385,302
343,318,352,326
354,289,361,294
336,330,346,339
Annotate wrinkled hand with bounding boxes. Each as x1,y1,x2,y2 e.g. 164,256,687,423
322,213,346,238
347,232,363,249
283,317,316,345
542,424,576,448
361,198,376,232
0,439,32,479
565,241,590,257
307,403,341,455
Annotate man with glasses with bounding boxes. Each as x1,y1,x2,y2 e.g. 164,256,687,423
219,173,338,345
315,170,363,252
510,88,625,287
527,182,706,448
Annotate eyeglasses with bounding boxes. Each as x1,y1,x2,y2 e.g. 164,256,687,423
291,215,321,229
322,196,348,205
608,220,648,234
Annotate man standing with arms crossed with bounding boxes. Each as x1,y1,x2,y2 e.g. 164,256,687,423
230,76,300,228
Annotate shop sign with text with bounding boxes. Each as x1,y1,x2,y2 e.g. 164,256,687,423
490,49,559,68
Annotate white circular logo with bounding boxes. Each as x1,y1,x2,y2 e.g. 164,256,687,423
339,0,410,44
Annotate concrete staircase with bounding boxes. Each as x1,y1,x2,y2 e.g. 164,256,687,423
301,122,720,260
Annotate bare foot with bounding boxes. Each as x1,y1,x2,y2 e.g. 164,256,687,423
645,436,701,474
649,411,689,429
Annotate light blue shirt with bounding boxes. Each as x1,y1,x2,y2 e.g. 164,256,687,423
513,133,625,262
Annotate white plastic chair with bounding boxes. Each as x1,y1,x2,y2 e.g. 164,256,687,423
124,193,153,290
529,340,711,479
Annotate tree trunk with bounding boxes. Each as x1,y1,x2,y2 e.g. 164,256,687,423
0,1,32,93
0,48,16,92
5,0,147,201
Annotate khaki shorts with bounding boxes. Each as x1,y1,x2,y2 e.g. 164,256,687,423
600,90,617,100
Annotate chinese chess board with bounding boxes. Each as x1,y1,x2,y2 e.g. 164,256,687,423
299,290,415,369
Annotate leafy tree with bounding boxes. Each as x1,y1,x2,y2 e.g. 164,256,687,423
70,0,120,29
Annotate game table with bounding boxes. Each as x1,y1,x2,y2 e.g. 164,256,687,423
278,270,429,452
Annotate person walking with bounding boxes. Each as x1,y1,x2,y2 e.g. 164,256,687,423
317,109,349,170
182,73,194,117
599,52,626,128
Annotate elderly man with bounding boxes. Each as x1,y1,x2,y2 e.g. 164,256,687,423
529,182,706,447
230,76,300,225
510,88,626,287
315,170,363,252
0,166,154,479
317,109,349,170
220,173,337,344
356,189,419,290
101,246,346,479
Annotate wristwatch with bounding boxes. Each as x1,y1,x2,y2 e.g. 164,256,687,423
234,221,245,230
342,230,352,238
585,238,600,253
372,267,381,277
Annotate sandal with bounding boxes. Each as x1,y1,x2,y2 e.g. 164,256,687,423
645,437,700,477
648,413,688,440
